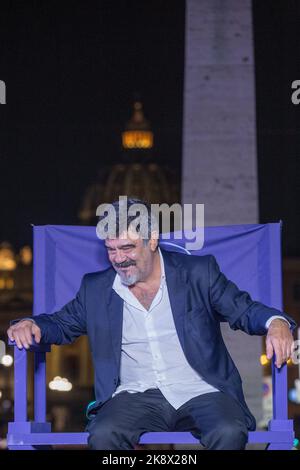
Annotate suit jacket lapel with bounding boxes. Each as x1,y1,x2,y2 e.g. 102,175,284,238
104,269,124,368
161,249,188,351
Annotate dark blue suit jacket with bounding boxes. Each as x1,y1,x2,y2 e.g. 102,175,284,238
32,249,296,431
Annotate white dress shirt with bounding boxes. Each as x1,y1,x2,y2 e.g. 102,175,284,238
112,248,220,409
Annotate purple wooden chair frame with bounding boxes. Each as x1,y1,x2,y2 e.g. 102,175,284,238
7,228,295,450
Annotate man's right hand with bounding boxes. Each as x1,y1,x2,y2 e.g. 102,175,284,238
7,320,41,349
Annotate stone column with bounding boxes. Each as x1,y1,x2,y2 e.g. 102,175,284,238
182,0,262,433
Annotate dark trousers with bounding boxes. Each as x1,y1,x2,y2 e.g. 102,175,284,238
86,389,248,450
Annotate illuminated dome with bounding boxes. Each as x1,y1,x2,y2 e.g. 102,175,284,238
122,102,153,150
78,101,180,225
78,163,179,224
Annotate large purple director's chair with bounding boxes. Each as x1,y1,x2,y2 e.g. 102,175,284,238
7,223,295,449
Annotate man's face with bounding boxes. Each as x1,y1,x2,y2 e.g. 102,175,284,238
105,230,155,286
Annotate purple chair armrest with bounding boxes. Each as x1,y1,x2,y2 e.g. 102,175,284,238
8,339,50,423
8,338,51,353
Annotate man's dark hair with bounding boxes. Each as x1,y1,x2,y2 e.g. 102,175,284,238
98,197,159,244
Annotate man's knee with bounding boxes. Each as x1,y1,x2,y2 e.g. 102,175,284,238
87,420,136,450
203,420,248,450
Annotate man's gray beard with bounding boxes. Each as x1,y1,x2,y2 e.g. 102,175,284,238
119,272,140,286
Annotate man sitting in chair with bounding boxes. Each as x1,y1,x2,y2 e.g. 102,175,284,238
7,198,296,450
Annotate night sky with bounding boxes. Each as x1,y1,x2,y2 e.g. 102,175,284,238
253,0,300,257
0,0,185,248
0,0,299,256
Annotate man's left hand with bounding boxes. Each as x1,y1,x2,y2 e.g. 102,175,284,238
266,319,294,368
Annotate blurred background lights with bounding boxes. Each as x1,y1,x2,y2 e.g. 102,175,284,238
260,354,269,366
49,376,72,392
19,245,32,265
1,355,13,367
0,243,16,271
289,378,300,404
